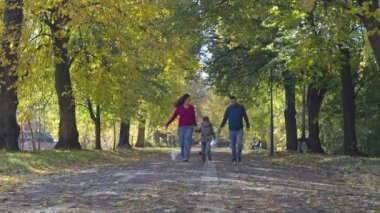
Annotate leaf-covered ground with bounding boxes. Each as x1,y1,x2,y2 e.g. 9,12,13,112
0,148,379,212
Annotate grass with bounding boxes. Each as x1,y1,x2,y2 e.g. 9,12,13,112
247,150,380,189
0,147,176,174
0,147,176,191
248,150,380,173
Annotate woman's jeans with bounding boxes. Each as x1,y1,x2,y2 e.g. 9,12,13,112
178,126,194,159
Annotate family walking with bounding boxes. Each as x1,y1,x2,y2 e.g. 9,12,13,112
165,94,250,162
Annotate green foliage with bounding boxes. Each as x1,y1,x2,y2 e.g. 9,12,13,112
356,71,380,156
197,0,380,155
1,0,379,155
6,0,200,149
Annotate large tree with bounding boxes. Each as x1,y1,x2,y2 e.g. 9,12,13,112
0,0,24,151
283,71,298,151
42,1,80,149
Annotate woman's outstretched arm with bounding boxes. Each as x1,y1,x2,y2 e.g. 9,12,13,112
165,108,179,128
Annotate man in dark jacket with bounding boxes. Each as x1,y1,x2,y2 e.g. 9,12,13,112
219,96,250,162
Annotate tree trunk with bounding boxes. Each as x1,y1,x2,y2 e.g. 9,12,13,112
87,98,101,150
301,85,307,140
307,86,327,153
37,116,41,151
118,122,132,149
47,5,80,150
20,124,24,150
0,0,23,151
135,120,146,148
283,71,298,151
340,48,360,156
113,120,116,150
94,106,101,150
358,0,380,70
298,84,307,152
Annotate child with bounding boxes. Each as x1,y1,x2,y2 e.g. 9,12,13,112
195,116,215,162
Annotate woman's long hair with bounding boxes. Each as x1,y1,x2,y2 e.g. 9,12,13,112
175,94,190,107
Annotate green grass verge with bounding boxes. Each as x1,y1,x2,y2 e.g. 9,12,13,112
0,147,176,174
248,150,380,189
249,150,380,174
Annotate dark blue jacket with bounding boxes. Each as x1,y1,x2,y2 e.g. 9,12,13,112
220,104,250,131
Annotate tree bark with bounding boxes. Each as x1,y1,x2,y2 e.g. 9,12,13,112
46,5,81,149
87,98,101,150
118,121,132,149
94,106,101,150
298,84,308,152
113,120,116,150
0,0,23,151
135,120,146,148
283,71,298,151
301,85,307,140
358,0,380,70
307,86,327,153
340,48,360,156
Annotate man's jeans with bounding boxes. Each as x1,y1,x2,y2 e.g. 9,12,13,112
178,126,194,159
229,129,244,160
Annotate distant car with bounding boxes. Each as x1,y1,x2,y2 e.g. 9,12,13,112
251,140,267,150
19,131,54,143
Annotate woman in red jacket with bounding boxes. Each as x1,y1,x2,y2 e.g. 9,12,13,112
165,94,197,162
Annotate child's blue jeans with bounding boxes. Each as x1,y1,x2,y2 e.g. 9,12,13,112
201,142,211,161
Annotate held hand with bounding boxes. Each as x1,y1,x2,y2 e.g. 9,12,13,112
164,126,168,131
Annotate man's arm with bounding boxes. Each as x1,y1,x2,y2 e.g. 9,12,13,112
242,105,250,129
220,108,228,129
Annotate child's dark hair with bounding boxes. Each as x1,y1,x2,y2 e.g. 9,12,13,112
203,116,212,126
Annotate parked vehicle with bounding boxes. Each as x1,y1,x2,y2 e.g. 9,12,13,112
251,139,267,150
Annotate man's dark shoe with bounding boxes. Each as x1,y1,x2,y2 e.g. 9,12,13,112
232,159,237,163
237,157,241,163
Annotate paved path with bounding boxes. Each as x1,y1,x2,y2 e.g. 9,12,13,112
1,148,379,212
